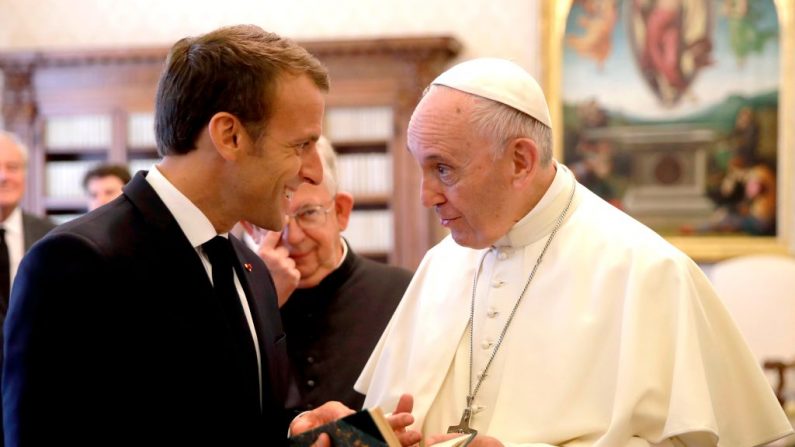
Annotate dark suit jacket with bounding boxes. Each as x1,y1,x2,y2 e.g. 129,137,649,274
0,212,55,311
0,212,55,447
0,212,55,313
2,172,289,446
21,212,56,252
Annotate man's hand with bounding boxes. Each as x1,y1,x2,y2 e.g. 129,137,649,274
241,221,300,306
388,394,422,446
290,396,421,447
289,401,356,439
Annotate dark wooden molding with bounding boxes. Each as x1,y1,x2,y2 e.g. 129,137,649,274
0,35,460,69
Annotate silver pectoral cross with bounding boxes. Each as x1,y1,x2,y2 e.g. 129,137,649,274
447,397,478,435
447,407,476,434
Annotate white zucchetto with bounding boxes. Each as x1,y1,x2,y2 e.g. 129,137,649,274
432,57,552,128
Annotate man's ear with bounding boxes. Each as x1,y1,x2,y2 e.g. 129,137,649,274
333,192,355,231
207,112,244,161
509,137,539,189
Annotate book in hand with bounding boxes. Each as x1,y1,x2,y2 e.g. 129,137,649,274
288,407,401,447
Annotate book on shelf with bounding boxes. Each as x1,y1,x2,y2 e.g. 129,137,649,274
45,114,112,149
288,407,401,447
325,106,393,142
127,112,157,148
337,152,392,197
45,160,97,198
344,210,393,253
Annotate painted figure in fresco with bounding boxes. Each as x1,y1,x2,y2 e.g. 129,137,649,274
722,0,778,67
687,106,776,236
699,162,777,235
730,106,761,168
566,0,619,69
568,100,622,206
630,0,714,106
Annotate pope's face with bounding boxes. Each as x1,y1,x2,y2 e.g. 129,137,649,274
407,87,517,249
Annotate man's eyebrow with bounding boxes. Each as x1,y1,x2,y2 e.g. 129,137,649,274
422,154,451,164
289,135,320,145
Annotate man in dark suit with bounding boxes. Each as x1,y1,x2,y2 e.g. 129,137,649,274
0,130,57,447
0,131,57,307
2,25,364,447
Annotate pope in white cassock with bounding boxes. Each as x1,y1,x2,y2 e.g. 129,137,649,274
354,58,793,446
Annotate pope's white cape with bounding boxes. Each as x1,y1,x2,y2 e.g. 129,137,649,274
355,164,792,446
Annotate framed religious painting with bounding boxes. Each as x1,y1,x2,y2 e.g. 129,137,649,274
542,0,794,262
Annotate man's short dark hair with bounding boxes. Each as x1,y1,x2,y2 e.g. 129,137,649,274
82,164,132,190
154,24,330,156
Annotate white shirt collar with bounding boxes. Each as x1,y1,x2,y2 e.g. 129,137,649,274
2,206,23,235
337,236,349,269
4,206,25,282
493,161,576,249
144,166,222,247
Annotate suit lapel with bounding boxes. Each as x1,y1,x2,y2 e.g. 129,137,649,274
125,172,256,376
229,235,287,409
123,172,224,329
123,172,285,415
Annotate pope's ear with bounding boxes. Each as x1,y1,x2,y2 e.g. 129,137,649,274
510,137,540,188
207,112,244,160
333,192,354,231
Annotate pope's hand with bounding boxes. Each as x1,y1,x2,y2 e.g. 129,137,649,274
389,394,422,446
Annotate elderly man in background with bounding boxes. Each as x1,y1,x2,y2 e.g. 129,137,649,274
355,58,792,446
0,131,56,308
242,136,413,424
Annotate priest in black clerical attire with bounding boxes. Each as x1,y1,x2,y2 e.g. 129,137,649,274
240,136,412,424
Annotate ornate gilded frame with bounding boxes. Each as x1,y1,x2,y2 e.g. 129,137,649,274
541,0,794,262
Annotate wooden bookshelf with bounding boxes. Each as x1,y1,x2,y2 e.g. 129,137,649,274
0,35,460,270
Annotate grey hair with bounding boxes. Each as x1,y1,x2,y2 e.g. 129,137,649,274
0,130,29,164
468,94,552,166
316,135,338,195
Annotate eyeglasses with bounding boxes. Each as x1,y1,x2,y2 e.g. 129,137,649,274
286,199,335,229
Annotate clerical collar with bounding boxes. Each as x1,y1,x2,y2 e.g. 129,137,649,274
336,237,349,270
492,161,576,249
302,238,355,296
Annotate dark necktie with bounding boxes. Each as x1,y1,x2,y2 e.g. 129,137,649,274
202,236,259,389
0,227,10,309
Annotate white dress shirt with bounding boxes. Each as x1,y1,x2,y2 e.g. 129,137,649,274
3,206,26,285
145,166,262,399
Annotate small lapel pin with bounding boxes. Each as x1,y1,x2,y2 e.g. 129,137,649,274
244,263,253,272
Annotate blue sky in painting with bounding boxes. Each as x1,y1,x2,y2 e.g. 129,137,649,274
562,0,780,119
